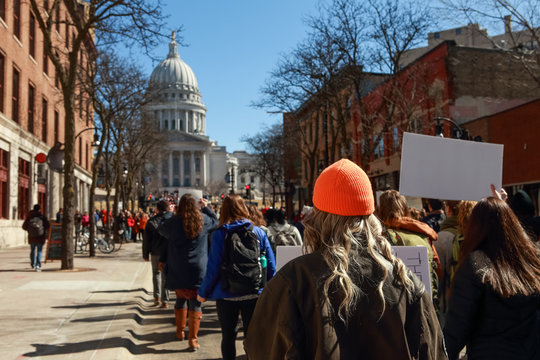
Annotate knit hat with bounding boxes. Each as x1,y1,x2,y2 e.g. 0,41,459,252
313,159,374,216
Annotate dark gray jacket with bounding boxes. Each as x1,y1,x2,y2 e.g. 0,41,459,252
142,211,173,258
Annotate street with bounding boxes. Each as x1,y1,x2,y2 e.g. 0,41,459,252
0,242,246,359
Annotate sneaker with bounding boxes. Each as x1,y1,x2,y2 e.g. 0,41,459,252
160,302,169,308
35,267,41,272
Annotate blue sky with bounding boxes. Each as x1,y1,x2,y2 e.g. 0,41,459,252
130,0,320,153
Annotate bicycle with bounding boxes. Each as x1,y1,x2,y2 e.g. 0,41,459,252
75,228,115,254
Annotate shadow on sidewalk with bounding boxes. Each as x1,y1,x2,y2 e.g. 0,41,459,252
23,336,180,357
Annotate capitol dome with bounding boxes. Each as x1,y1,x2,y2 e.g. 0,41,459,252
149,33,199,92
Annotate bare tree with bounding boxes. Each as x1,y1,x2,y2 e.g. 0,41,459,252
242,124,285,208
439,0,540,85
29,0,170,269
85,50,166,254
255,0,436,200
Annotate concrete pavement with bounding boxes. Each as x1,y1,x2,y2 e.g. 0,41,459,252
0,241,247,359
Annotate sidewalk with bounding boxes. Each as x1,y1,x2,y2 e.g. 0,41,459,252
0,242,247,359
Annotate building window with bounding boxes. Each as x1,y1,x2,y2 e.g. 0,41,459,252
54,110,59,143
12,67,20,123
392,127,399,153
29,12,36,58
0,0,5,21
171,120,176,130
456,28,462,35
65,21,69,48
18,157,30,219
42,98,48,143
43,0,49,12
43,44,48,74
373,136,384,159
78,137,82,165
55,5,60,32
54,52,59,88
28,84,35,134
85,143,89,169
0,53,4,113
164,119,168,129
0,148,8,219
195,157,200,173
85,101,90,126
13,0,21,39
434,32,440,39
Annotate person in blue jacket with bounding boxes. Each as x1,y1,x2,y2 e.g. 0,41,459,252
197,194,276,360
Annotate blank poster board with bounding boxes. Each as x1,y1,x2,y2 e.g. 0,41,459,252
400,132,504,201
391,246,431,297
276,245,431,297
276,246,303,271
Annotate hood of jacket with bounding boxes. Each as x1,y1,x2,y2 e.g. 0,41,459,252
221,218,253,232
386,217,438,242
440,215,459,232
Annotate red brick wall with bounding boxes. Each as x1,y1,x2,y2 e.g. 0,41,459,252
465,100,540,185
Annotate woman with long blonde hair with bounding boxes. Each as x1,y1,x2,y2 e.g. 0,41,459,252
245,159,446,359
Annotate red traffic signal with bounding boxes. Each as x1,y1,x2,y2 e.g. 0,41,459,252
220,194,225,199
147,194,153,201
245,184,250,190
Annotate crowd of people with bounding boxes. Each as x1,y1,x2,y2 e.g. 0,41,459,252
21,158,540,359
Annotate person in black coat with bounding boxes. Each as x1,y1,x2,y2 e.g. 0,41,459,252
158,194,218,351
443,197,540,360
142,200,172,307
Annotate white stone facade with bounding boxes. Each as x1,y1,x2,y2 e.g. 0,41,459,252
145,34,236,197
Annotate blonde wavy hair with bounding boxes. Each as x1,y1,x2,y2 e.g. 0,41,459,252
303,207,418,323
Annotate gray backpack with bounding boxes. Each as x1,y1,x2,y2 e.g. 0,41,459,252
274,225,296,246
27,216,45,237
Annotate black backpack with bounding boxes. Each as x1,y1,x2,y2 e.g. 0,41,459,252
220,224,262,295
27,216,45,237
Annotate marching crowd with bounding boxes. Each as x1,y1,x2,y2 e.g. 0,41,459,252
22,159,540,359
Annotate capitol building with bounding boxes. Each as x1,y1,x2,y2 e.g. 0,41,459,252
145,33,239,198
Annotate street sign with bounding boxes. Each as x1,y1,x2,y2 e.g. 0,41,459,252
35,152,47,163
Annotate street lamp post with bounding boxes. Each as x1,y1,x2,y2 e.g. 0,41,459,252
434,117,483,142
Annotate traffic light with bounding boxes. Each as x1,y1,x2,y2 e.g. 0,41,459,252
220,194,225,200
147,194,153,201
245,184,251,198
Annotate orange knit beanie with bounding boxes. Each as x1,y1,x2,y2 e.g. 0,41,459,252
313,159,374,216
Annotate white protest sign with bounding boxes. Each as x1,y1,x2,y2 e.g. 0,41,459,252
275,245,432,296
400,132,503,201
276,246,303,271
392,246,431,297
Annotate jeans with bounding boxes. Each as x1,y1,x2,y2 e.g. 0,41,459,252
124,227,132,242
150,254,169,301
30,243,43,269
175,296,202,312
216,298,258,360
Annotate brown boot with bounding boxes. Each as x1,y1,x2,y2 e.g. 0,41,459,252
174,308,187,340
188,310,202,350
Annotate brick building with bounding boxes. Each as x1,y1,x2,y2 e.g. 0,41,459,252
0,0,94,247
464,99,540,212
285,37,539,210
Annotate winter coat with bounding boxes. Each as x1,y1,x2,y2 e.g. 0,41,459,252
22,210,50,244
198,218,276,300
268,222,303,246
158,207,218,290
142,211,173,258
435,216,460,319
443,250,540,360
245,251,447,360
